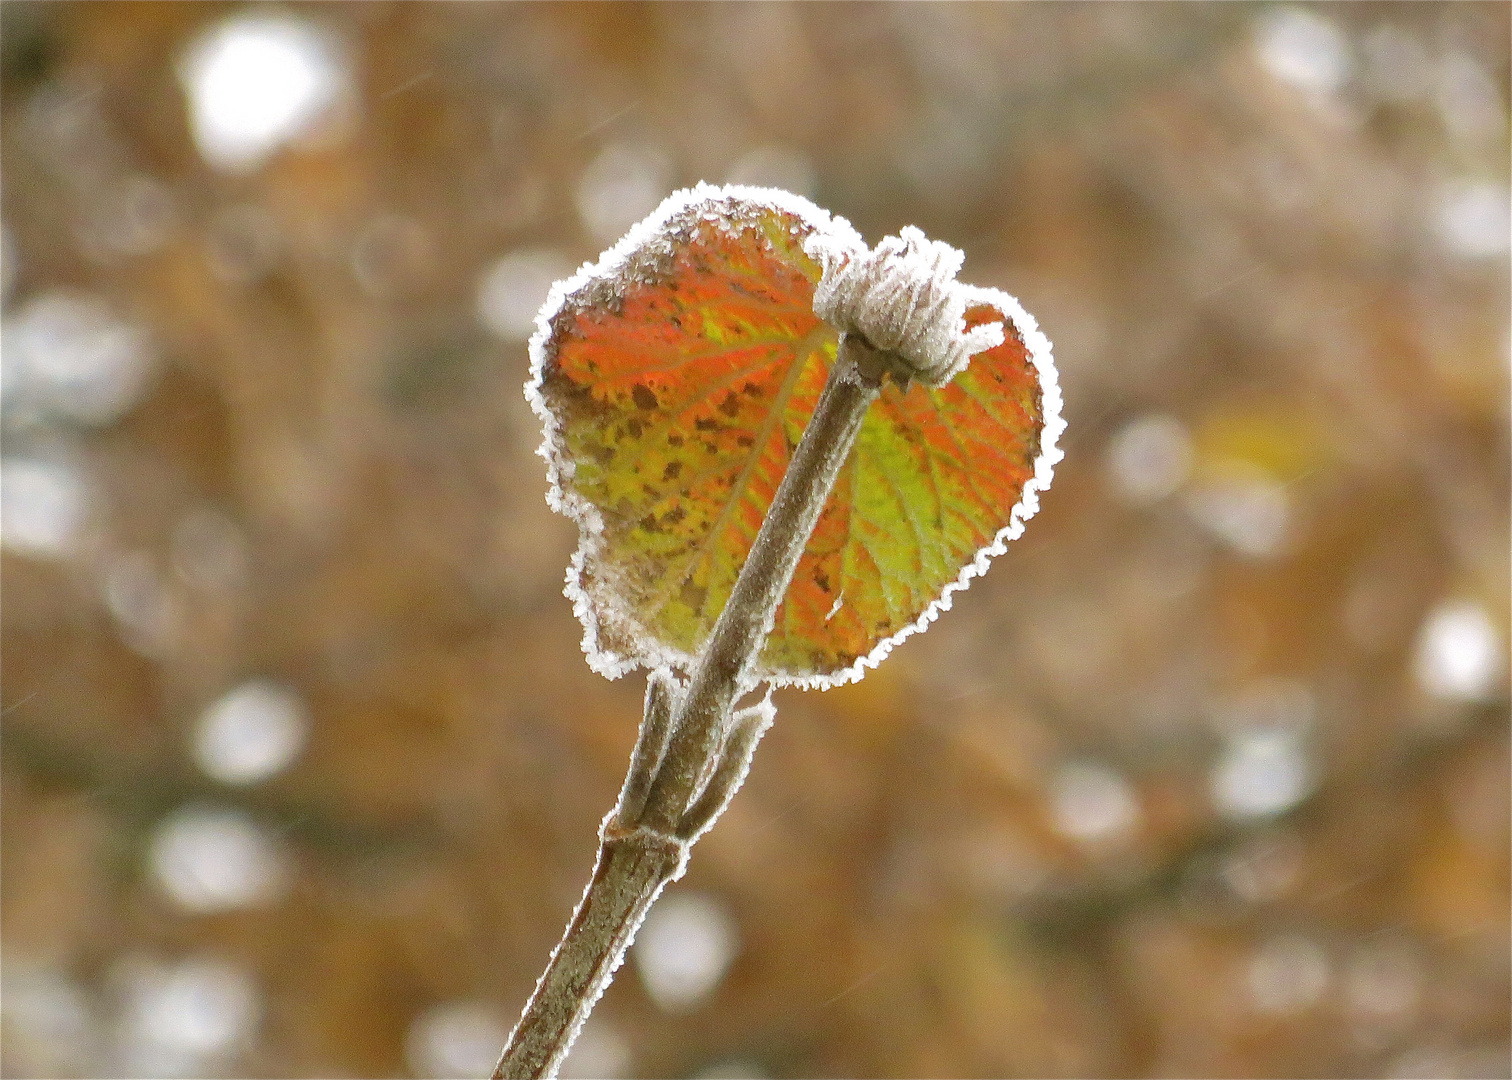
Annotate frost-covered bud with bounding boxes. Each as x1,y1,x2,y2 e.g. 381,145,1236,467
806,226,1004,386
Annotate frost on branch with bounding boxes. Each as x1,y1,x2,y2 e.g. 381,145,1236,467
806,226,1005,387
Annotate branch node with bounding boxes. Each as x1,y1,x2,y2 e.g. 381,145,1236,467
599,816,691,879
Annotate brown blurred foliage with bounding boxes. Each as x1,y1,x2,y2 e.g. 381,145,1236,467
1,3,1508,1078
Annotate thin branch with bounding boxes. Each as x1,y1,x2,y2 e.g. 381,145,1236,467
493,335,883,1079
636,336,884,836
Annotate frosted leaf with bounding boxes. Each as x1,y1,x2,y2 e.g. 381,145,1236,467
528,183,1061,689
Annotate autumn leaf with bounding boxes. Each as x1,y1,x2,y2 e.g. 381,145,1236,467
528,184,1062,688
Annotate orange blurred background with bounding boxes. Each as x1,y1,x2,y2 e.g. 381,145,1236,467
2,3,1507,1077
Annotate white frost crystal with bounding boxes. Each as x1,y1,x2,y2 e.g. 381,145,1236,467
807,226,1005,386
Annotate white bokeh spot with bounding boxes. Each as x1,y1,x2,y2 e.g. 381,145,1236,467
558,1017,633,1080
1185,461,1290,559
194,680,308,785
148,806,290,913
1413,600,1505,703
0,457,89,559
1049,761,1141,845
405,1001,509,1079
1255,7,1352,97
478,248,577,341
1211,726,1314,821
2,290,157,426
576,143,673,246
632,891,739,1013
179,13,346,173
115,955,259,1077
1247,935,1330,1014
1434,181,1512,261
1106,414,1193,505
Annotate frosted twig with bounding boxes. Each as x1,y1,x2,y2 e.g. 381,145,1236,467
492,335,885,1079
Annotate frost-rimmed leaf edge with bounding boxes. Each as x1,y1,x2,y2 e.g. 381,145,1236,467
525,182,1064,691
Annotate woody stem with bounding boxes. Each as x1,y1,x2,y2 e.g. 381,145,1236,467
493,335,883,1079
637,334,882,833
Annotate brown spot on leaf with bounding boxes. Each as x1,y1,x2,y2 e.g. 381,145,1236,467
679,581,707,611
632,384,658,410
663,461,683,481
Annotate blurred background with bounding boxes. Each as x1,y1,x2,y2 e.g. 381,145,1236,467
1,3,1508,1077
